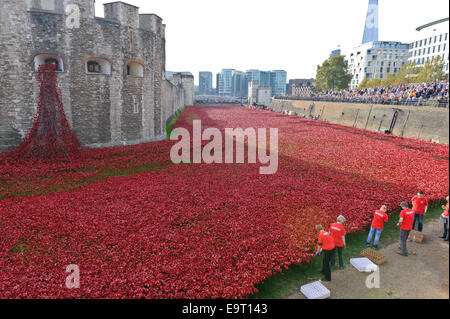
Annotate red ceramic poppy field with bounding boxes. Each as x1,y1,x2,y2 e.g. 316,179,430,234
0,106,448,298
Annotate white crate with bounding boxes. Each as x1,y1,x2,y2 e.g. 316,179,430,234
350,257,378,272
300,281,331,299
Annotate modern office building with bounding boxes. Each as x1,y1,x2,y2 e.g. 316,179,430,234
216,69,247,97
198,71,213,95
344,0,412,88
216,68,288,97
216,69,233,96
270,70,287,96
245,70,271,89
329,48,342,58
232,70,247,98
346,41,409,89
408,17,449,73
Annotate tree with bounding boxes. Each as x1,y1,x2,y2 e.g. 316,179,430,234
358,61,422,89
394,62,420,85
417,56,447,83
315,55,352,91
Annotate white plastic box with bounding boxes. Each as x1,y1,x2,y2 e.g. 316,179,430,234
350,257,379,272
300,281,331,299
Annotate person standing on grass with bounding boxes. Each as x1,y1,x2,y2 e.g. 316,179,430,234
397,202,415,256
329,216,346,269
316,225,335,282
440,195,449,241
366,205,389,249
412,191,428,233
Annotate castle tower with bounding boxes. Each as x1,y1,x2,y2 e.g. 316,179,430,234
362,0,379,44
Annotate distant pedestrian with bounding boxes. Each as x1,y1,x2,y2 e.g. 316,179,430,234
329,216,346,269
366,205,389,249
440,195,449,241
411,191,428,233
316,225,335,282
397,202,415,256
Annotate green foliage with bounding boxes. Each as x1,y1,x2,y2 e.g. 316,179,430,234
315,55,352,91
166,107,185,139
358,57,446,89
416,56,447,83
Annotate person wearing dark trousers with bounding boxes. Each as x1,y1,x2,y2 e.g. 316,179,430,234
397,202,415,256
329,215,347,269
316,225,335,282
412,191,428,233
440,195,449,241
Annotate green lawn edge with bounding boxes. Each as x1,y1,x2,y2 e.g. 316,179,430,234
248,200,447,299
166,107,186,139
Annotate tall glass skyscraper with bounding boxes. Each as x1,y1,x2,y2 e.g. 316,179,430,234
270,70,287,96
245,70,275,95
216,69,233,96
362,0,379,44
198,71,213,95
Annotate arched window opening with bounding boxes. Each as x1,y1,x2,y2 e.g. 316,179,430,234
126,61,144,78
34,54,64,72
85,58,111,75
87,61,101,73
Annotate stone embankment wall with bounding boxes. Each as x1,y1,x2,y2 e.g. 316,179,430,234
270,99,449,145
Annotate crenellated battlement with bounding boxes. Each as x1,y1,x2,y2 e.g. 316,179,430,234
28,0,164,33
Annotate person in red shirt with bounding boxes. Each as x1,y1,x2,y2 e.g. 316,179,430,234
411,191,428,232
366,205,389,249
316,225,335,281
329,215,346,269
440,195,449,241
397,202,415,256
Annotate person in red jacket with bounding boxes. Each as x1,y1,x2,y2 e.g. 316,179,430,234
412,191,428,233
397,202,415,256
316,225,335,282
440,195,449,241
329,215,346,269
366,205,389,249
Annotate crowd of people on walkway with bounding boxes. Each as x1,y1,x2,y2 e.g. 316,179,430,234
315,191,449,282
280,80,449,107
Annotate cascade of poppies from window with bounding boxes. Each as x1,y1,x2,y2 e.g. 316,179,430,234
11,63,81,160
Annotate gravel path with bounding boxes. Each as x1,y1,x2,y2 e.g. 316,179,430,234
289,218,449,299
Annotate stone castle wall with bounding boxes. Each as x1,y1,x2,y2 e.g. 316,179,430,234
0,0,194,150
270,99,450,145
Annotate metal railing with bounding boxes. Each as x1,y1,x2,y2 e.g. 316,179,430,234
274,96,449,108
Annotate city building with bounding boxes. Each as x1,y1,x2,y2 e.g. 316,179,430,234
248,81,272,107
362,0,379,44
344,0,413,89
346,41,409,89
408,17,449,73
329,48,342,58
270,70,287,96
216,69,234,96
216,69,248,97
245,70,270,95
198,71,213,95
231,70,247,98
0,0,193,150
287,79,315,95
